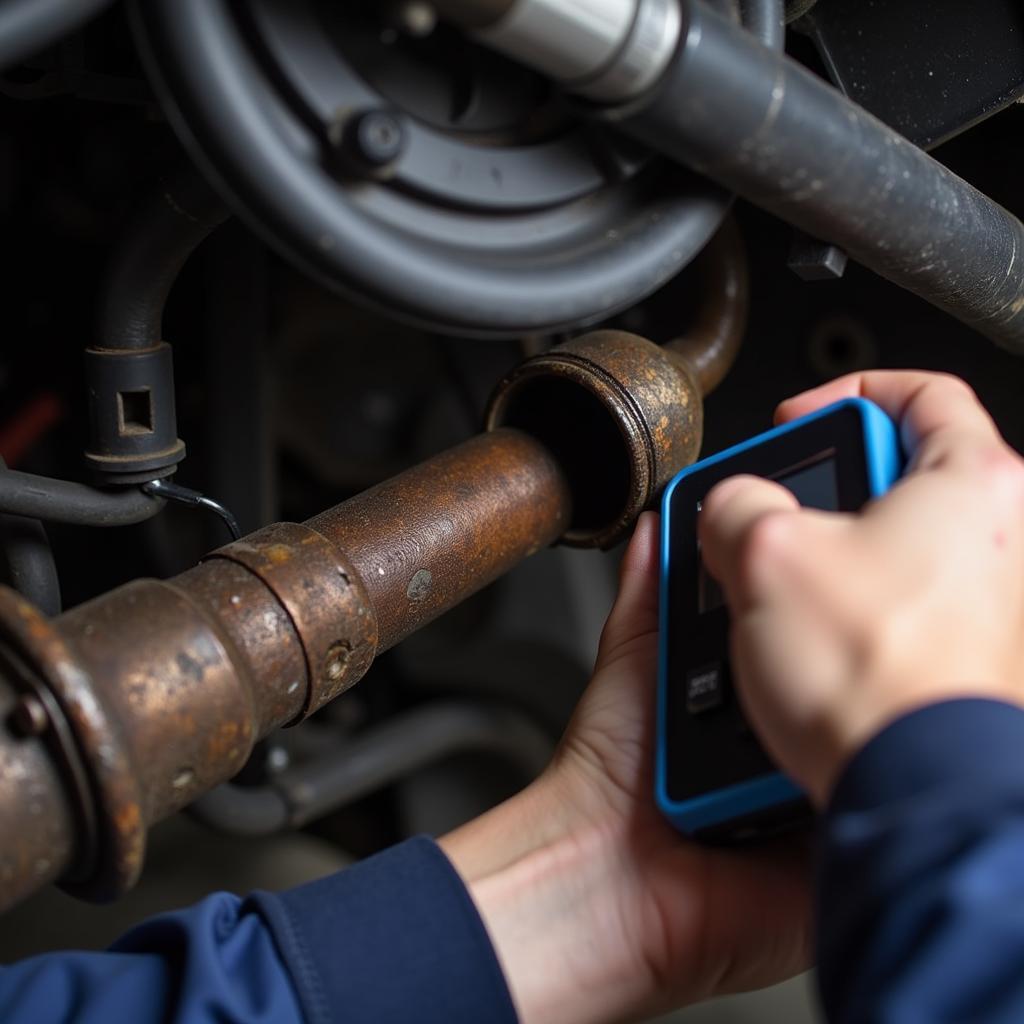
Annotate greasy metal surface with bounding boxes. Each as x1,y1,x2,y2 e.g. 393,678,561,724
175,560,308,734
59,580,257,824
307,429,572,651
0,587,146,904
668,217,749,397
0,672,77,910
205,523,379,721
486,331,703,548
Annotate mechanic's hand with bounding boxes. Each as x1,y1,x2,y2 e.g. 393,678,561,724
700,371,1024,806
441,512,810,1024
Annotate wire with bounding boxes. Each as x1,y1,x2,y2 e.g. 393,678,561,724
141,478,241,541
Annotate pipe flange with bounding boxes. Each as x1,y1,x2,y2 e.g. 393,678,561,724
486,330,703,548
206,523,379,721
0,587,147,902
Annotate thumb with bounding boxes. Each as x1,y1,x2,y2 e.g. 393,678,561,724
595,511,660,668
698,475,801,612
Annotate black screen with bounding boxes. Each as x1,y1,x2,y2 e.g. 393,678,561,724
698,453,838,614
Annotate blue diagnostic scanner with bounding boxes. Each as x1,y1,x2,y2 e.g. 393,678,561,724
656,398,903,842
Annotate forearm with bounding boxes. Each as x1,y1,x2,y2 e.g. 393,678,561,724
440,772,660,1024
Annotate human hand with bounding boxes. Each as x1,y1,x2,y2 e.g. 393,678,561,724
699,371,1024,806
441,513,810,1024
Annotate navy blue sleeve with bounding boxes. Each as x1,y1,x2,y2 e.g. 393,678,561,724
0,835,517,1024
0,890,303,1024
817,699,1024,1024
251,835,518,1024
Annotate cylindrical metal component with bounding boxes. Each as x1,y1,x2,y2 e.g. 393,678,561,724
440,0,1024,351
486,330,703,548
307,430,571,651
204,523,379,720
0,426,572,911
616,0,1024,352
438,0,683,103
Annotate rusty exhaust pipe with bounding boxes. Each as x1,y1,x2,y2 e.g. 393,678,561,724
0,222,748,911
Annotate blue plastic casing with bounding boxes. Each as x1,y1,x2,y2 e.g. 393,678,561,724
656,398,902,837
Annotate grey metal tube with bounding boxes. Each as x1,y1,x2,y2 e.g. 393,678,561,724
190,702,553,837
613,0,1024,352
440,0,1024,352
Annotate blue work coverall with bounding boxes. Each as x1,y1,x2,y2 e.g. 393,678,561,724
2,699,1022,1024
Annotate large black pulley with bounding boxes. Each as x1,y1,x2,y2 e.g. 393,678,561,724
130,0,773,337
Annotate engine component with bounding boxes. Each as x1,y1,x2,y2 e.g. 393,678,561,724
125,0,776,336
438,0,1024,353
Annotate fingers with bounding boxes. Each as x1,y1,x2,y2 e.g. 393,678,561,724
698,476,801,611
774,371,1004,473
595,511,660,666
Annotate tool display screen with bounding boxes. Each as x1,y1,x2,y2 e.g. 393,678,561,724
698,452,838,613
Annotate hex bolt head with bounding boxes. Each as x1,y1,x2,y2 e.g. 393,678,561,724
8,695,48,738
344,110,407,171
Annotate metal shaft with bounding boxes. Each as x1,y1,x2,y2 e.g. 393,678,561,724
442,0,1024,352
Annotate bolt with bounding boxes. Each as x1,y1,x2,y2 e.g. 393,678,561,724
787,229,848,281
388,1,438,36
343,109,407,172
8,695,48,738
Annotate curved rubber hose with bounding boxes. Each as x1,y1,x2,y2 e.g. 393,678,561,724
0,0,115,71
0,460,61,614
99,166,228,350
0,469,165,526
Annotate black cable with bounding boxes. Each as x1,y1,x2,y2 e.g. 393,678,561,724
141,479,240,541
0,459,61,614
0,0,115,71
0,469,165,527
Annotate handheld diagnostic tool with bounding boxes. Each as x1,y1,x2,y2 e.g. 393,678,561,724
657,398,903,842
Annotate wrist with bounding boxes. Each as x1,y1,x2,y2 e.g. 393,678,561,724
439,769,654,1024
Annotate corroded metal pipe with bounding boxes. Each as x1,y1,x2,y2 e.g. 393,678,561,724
667,216,749,397
0,251,749,909
0,429,569,911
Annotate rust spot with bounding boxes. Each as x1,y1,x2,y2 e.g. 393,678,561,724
406,569,433,601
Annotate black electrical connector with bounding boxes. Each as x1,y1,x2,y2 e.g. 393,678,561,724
84,341,185,484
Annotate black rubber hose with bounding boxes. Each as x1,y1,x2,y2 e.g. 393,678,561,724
0,469,165,526
98,165,228,351
0,0,115,71
0,460,61,614
189,702,553,837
